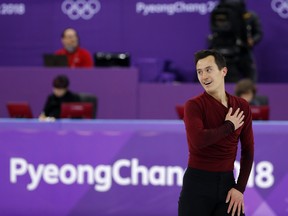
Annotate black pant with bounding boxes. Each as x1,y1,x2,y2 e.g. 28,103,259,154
178,167,245,216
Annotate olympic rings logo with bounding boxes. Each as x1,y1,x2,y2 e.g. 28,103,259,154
62,0,101,20
271,0,288,19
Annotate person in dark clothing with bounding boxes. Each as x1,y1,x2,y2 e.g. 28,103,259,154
208,0,262,82
178,50,254,216
39,75,80,120
234,78,269,106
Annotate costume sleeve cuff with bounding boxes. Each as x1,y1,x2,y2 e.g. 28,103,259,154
224,120,235,132
233,185,245,194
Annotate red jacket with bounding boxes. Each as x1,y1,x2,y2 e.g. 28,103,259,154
55,47,93,68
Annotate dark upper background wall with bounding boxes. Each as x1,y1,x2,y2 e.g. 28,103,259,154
0,0,287,82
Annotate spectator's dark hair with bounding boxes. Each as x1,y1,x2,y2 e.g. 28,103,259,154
235,78,256,97
194,49,226,70
61,28,79,39
53,75,69,89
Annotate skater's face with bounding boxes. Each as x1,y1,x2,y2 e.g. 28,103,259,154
196,55,227,94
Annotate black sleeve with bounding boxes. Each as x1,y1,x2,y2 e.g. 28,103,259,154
43,95,53,116
250,12,263,45
71,92,81,102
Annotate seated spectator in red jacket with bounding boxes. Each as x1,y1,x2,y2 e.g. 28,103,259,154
55,28,93,68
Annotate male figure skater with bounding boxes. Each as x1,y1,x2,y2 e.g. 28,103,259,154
178,50,254,216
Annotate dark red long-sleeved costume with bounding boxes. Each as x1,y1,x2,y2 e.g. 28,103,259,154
184,91,254,193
